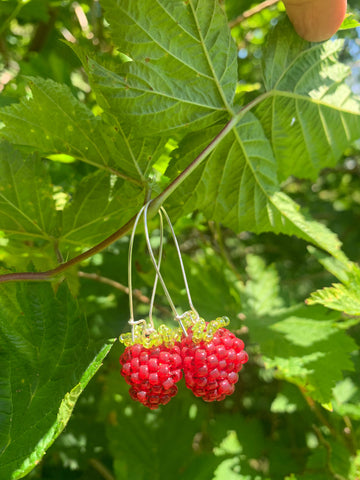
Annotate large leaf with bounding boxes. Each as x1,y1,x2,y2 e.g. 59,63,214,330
0,145,142,270
240,256,357,404
84,0,237,135
307,262,360,315
0,77,154,183
256,17,360,180
166,114,344,258
100,371,223,480
60,171,144,248
164,18,360,257
0,282,114,479
0,142,57,240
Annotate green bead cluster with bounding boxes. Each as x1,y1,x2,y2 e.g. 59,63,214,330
119,322,182,348
119,311,230,348
181,313,230,343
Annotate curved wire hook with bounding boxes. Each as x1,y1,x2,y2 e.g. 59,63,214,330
128,205,147,342
160,207,199,320
128,202,195,339
143,203,178,317
148,209,164,330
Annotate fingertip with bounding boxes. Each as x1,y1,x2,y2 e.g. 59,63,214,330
283,0,347,42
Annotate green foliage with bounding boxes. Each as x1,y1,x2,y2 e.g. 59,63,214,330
0,281,113,479
308,260,360,315
0,142,57,240
87,0,237,134
1,0,360,479
241,255,356,403
257,20,360,180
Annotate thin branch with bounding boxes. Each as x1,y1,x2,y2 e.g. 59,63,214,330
0,216,136,283
229,0,280,29
88,458,115,480
299,387,338,439
150,92,272,212
312,425,348,480
0,1,28,36
27,8,57,53
78,271,171,315
208,221,243,282
0,93,270,285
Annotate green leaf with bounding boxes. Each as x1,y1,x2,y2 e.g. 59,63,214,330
256,17,360,181
0,142,57,240
240,254,284,315
339,13,360,30
84,0,237,135
60,171,144,248
0,282,114,479
251,303,356,403
307,246,350,283
307,263,360,315
100,370,223,480
240,255,356,403
333,378,360,420
0,77,149,183
166,114,343,258
0,78,108,167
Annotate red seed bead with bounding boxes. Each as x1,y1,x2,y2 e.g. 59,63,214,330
148,358,158,372
172,369,182,383
159,351,170,363
171,353,182,368
218,379,232,395
184,356,193,369
131,344,142,357
196,365,208,377
227,349,236,362
216,345,227,360
158,364,170,381
131,357,140,372
196,377,207,387
194,349,207,365
139,365,149,380
207,354,218,367
121,363,131,377
208,368,220,380
137,391,147,402
162,377,175,390
149,372,159,385
233,338,245,352
205,342,216,354
130,372,140,384
139,351,149,363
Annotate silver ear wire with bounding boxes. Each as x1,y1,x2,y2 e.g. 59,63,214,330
128,205,146,342
160,207,199,322
148,209,164,330
128,202,197,340
143,202,178,317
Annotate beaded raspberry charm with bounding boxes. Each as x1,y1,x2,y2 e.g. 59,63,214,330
180,315,248,402
119,325,183,409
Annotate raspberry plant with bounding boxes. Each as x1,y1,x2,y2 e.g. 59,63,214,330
1,0,360,479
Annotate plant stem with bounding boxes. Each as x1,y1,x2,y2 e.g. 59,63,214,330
0,0,30,36
88,458,115,480
229,0,280,29
150,93,271,213
299,387,338,439
78,271,171,315
209,221,243,282
0,93,269,285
